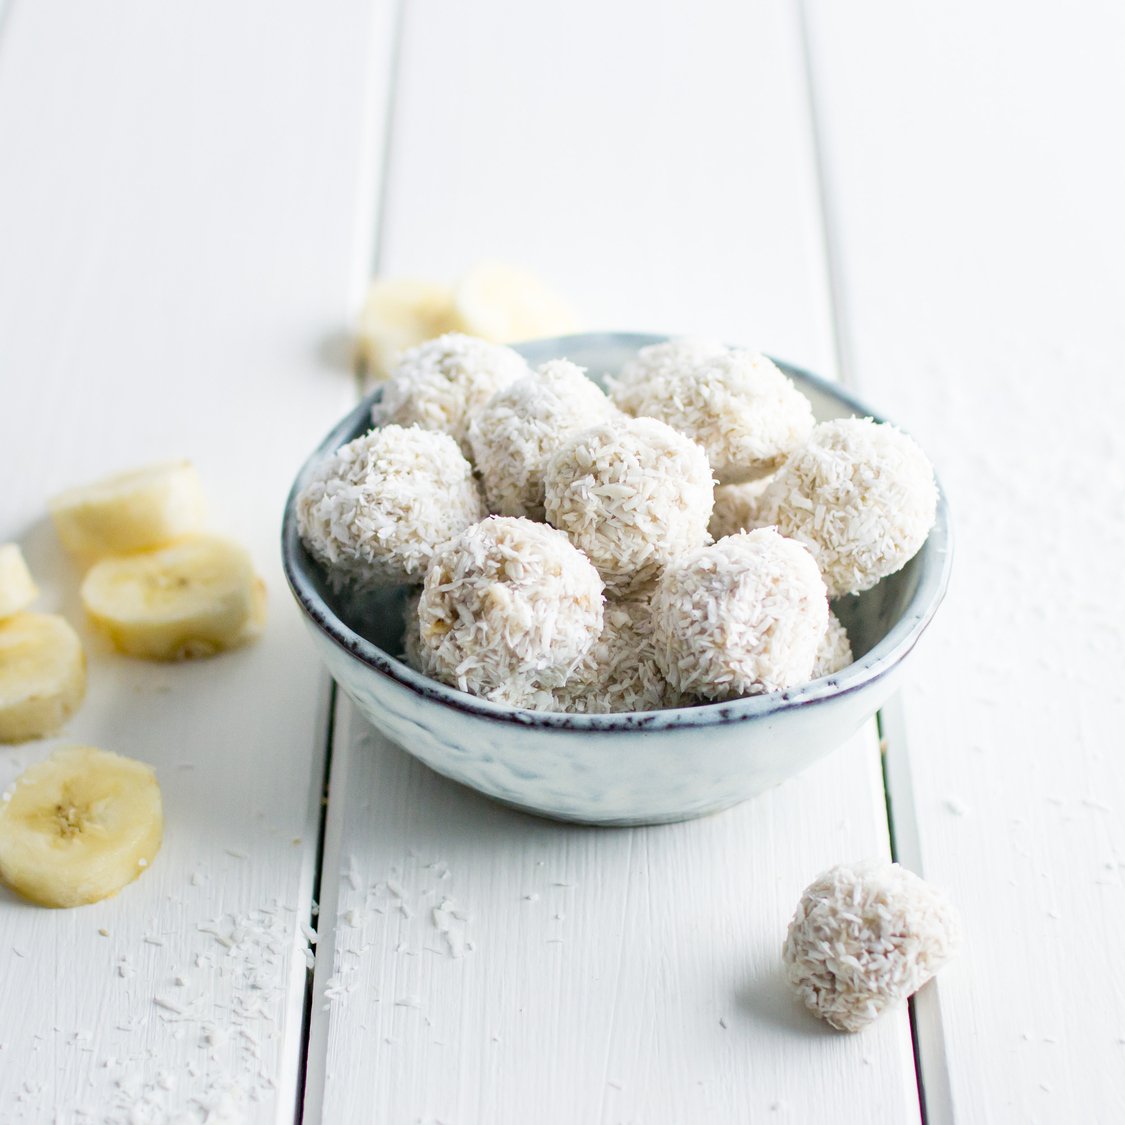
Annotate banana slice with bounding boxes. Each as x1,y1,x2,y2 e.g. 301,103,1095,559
0,613,86,743
0,544,39,619
451,261,581,343
0,746,162,908
356,277,458,378
49,461,207,559
81,534,265,661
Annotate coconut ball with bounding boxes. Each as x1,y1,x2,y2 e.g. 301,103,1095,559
297,425,485,590
708,478,773,541
468,359,617,521
782,860,961,1033
651,528,828,700
418,516,604,705
543,416,714,596
610,340,814,484
758,417,938,598
546,598,680,714
811,611,853,680
371,333,530,456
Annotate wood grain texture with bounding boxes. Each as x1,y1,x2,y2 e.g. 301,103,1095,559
308,0,921,1120
0,0,393,1118
806,2,1125,1121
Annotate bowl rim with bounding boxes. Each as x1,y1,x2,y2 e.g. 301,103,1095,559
281,331,952,731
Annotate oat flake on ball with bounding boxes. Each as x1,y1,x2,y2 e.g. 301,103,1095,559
468,359,617,521
651,528,828,700
297,425,484,590
782,860,961,1033
543,416,714,596
610,339,814,485
418,516,604,706
758,417,938,598
371,332,529,456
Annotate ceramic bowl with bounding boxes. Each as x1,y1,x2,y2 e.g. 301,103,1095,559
281,333,951,826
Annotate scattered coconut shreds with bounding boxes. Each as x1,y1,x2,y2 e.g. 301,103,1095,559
468,359,618,521
652,529,828,700
759,417,938,598
811,611,853,680
417,516,604,705
296,424,485,592
608,339,814,484
370,332,530,456
782,860,961,1033
708,478,774,540
543,415,714,596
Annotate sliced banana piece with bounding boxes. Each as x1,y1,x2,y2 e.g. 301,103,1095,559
0,613,86,743
451,261,581,343
356,277,458,378
0,745,163,908
81,534,265,661
0,544,38,619
49,461,207,559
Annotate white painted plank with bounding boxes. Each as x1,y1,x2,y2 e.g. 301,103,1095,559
0,0,391,1119
806,2,1125,1121
308,0,920,1121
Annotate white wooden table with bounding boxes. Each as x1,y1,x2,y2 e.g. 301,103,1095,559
1,1,1123,1122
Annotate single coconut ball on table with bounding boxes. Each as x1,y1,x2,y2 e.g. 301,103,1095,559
708,478,774,541
757,417,938,598
811,610,853,680
468,359,618,521
650,527,828,701
782,860,961,1033
371,332,530,457
417,516,604,706
545,597,681,714
609,339,814,485
543,416,714,596
297,424,485,590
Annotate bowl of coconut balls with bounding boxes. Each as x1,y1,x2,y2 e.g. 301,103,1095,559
282,331,950,826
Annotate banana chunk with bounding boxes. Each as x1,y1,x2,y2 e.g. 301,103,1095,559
0,544,38,619
452,261,581,344
0,613,86,743
0,746,163,908
356,277,458,379
81,535,266,661
49,461,206,559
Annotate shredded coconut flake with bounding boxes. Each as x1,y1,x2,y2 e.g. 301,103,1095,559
297,424,484,590
370,332,529,456
759,417,938,597
418,516,604,704
782,860,961,1032
544,416,714,595
708,478,774,540
651,528,828,700
609,340,814,484
811,611,853,680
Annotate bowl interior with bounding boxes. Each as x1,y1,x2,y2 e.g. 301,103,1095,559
283,332,950,726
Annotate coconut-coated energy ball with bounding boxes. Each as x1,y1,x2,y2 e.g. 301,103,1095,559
708,478,773,541
371,333,530,456
468,359,617,521
610,339,814,485
782,860,961,1033
297,425,485,590
811,610,853,680
543,416,714,596
651,528,828,700
417,517,604,705
546,597,680,714
758,417,938,598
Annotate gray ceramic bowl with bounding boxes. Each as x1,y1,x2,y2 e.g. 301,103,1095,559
282,333,951,826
